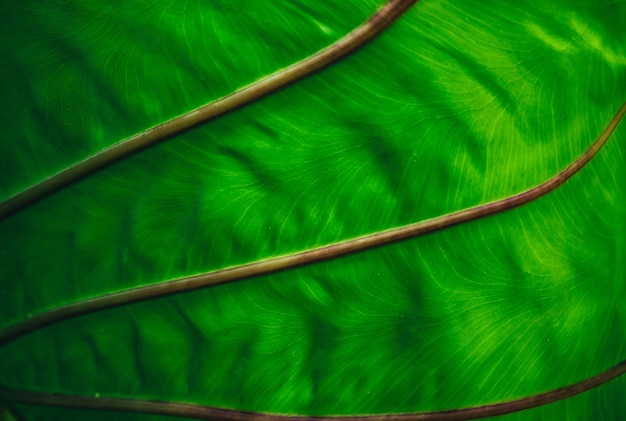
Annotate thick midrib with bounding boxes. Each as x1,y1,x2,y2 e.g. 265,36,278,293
0,0,419,221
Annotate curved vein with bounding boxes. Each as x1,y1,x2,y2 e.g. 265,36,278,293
0,0,419,221
0,102,623,350
0,359,624,420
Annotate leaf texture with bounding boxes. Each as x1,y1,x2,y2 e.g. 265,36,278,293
0,0,625,420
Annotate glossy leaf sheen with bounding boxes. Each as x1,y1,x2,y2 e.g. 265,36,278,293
0,0,625,420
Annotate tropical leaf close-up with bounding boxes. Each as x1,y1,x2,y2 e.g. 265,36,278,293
0,0,625,420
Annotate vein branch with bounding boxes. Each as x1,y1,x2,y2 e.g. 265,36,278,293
0,102,624,349
0,359,624,420
0,0,419,220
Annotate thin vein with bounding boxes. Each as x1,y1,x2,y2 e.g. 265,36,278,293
0,0,419,220
0,359,624,420
0,102,623,350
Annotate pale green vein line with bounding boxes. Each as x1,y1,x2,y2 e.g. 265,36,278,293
0,0,419,221
0,102,623,350
0,359,624,420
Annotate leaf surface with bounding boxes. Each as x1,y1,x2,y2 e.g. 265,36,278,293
0,0,625,420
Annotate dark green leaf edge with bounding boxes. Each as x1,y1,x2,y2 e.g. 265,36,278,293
0,102,624,420
0,0,419,221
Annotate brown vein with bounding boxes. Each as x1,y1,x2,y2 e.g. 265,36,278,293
0,0,419,221
0,360,624,420
0,102,624,350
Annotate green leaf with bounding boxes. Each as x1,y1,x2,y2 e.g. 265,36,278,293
0,0,625,420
